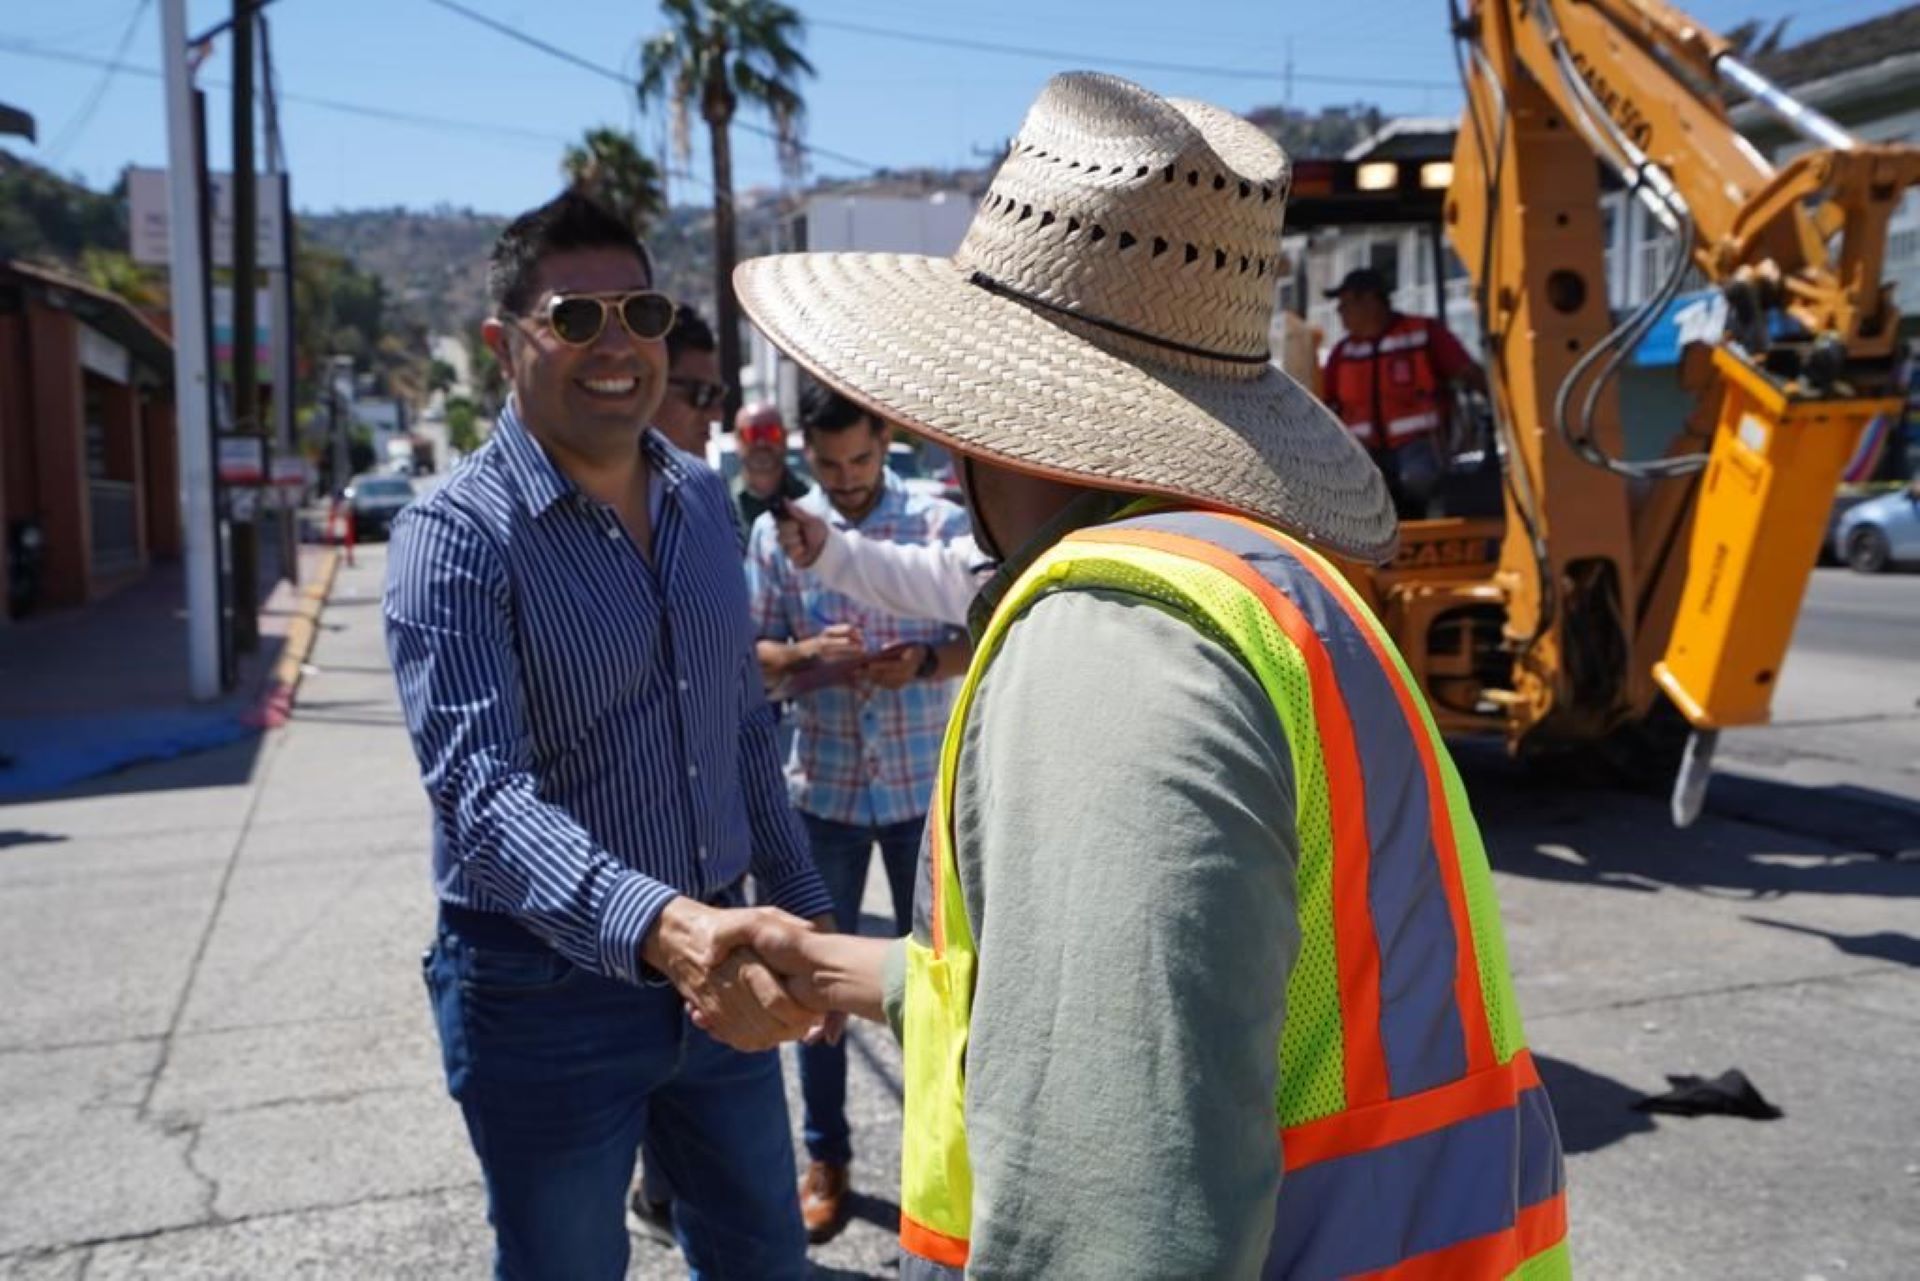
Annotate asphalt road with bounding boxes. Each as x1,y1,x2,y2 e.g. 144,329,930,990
0,552,1914,1279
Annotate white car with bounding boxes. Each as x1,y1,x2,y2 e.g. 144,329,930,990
1832,480,1920,573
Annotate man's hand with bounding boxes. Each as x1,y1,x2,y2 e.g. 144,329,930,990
641,899,819,1052
805,623,866,665
776,504,831,569
691,914,896,1028
861,643,926,691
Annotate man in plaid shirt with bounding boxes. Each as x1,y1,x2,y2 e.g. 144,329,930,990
747,382,972,1243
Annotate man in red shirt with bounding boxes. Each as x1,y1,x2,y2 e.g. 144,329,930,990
1321,268,1486,518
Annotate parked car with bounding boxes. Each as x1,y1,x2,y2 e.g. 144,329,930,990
342,473,416,541
1832,479,1920,573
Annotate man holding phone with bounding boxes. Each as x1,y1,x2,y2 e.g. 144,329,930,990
745,381,971,1242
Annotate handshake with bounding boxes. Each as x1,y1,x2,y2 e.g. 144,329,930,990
640,898,890,1053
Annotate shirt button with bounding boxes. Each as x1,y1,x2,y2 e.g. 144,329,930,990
697,845,709,861
687,764,699,779
677,678,689,692
605,525,620,539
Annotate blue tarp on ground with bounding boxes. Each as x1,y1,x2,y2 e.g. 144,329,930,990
0,711,258,800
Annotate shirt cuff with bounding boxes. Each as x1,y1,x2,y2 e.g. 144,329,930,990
882,936,909,1046
757,861,836,924
596,871,680,985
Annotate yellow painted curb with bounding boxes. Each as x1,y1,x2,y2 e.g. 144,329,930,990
268,549,343,712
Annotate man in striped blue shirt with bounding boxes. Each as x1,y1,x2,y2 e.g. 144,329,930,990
384,192,832,1281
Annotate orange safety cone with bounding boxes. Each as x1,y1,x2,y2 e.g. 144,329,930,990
327,498,357,567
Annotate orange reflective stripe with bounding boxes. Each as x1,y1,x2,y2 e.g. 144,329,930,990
1073,526,1390,1107
1281,1049,1541,1170
901,1211,971,1266
1353,1190,1567,1280
1216,513,1497,1075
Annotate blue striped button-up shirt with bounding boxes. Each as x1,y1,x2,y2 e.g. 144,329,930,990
384,402,832,983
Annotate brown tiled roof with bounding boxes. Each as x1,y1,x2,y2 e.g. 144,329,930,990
1749,4,1920,87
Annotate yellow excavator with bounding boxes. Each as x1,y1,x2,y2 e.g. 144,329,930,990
1292,0,1920,823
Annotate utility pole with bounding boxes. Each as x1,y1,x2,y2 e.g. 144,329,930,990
261,14,297,586
159,0,220,701
229,0,261,652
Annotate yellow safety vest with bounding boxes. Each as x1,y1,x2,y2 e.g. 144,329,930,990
898,508,1571,1279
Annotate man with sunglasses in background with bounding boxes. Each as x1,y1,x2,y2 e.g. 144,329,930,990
653,302,728,458
384,191,833,1280
733,400,810,534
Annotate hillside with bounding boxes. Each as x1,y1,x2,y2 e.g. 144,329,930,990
298,206,505,337
2,98,1381,349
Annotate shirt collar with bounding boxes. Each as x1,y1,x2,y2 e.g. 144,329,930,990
495,397,693,518
967,488,1134,639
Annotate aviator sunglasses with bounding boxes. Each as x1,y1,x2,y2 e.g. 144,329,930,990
533,290,677,346
668,377,731,410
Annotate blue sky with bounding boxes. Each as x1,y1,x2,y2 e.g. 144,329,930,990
1,0,1902,215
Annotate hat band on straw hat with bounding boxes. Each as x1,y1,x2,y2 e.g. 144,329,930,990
966,270,1273,368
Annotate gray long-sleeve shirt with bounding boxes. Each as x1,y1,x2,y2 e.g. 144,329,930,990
886,583,1301,1278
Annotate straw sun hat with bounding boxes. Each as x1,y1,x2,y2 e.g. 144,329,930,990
735,72,1398,563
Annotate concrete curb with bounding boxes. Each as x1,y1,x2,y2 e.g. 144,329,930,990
245,549,343,729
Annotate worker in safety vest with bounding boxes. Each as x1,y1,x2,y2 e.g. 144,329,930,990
700,74,1570,1278
1322,267,1487,519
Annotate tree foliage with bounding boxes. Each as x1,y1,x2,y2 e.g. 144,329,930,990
638,0,813,423
445,395,482,455
562,127,666,239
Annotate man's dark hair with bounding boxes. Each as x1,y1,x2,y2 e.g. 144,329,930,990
798,378,879,437
488,191,654,315
665,303,715,363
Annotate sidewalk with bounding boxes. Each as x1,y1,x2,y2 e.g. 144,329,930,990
0,542,334,801
0,544,907,1278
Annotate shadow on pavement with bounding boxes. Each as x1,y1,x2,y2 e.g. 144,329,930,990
1746,917,1920,968
10,732,267,802
0,829,69,850
846,1189,902,1236
1535,1054,1658,1155
1452,743,1920,902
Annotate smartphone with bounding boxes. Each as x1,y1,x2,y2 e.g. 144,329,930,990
768,494,791,521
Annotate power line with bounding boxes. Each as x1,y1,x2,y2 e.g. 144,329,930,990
419,0,884,173
46,0,153,163
422,0,631,87
806,15,1459,92
0,39,570,145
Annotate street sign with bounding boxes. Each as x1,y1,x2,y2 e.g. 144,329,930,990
212,287,273,378
127,167,288,269
270,455,310,490
217,436,265,486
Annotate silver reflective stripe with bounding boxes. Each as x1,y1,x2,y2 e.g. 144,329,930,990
1386,411,1441,440
1103,510,1469,1095
899,1252,965,1281
1375,326,1432,355
910,821,936,946
1266,1083,1565,1277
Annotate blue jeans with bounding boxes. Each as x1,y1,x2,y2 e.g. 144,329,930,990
424,917,807,1281
797,812,922,1165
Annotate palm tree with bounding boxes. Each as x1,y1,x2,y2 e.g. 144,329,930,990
561,127,666,240
639,0,812,425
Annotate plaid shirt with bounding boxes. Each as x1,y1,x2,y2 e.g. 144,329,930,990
747,471,971,826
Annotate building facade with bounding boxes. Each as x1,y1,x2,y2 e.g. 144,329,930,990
0,261,178,620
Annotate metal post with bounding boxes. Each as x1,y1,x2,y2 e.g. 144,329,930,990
230,0,261,652
159,0,220,701
261,15,297,585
